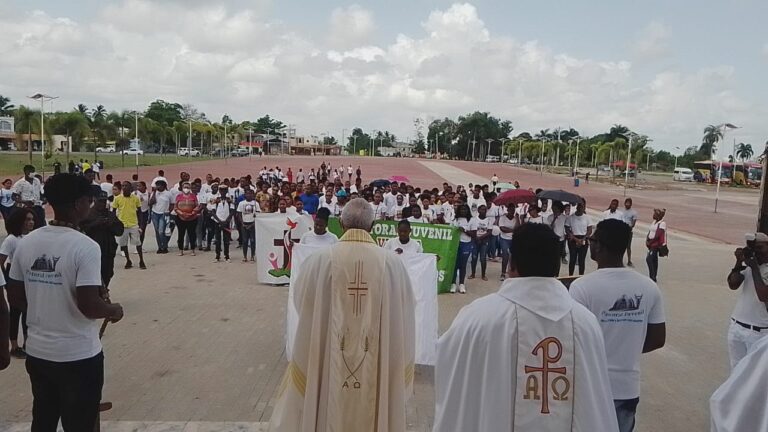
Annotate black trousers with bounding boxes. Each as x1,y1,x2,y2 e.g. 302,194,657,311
10,306,28,343
176,218,198,251
215,225,231,259
568,238,589,276
26,352,104,432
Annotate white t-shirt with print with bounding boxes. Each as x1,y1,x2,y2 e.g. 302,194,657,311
10,226,104,362
475,216,492,238
135,190,150,212
546,213,567,240
453,217,478,243
622,208,638,229
383,237,423,254
570,268,666,399
466,196,487,217
389,204,407,221
237,200,261,224
370,202,388,220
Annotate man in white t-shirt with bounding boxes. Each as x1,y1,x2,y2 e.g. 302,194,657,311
565,202,593,276
300,208,339,246
150,169,168,188
725,232,768,369
601,199,625,222
100,174,114,197
466,187,486,217
237,189,261,262
383,220,423,255
546,202,568,271
571,219,666,432
622,198,638,267
7,173,124,430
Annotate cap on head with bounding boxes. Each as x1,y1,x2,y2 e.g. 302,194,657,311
754,232,768,243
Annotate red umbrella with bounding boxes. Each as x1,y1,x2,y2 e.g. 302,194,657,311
494,189,536,207
389,175,410,183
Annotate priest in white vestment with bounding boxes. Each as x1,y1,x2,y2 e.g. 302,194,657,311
710,334,768,432
270,198,416,432
434,223,619,432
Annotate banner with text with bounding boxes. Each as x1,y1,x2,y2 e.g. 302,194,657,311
287,243,438,365
255,212,313,284
327,218,459,293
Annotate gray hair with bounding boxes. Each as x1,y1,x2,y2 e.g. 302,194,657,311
341,198,375,231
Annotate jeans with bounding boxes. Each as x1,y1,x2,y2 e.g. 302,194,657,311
499,237,513,276
486,234,499,259
26,352,104,432
568,238,589,276
150,212,169,251
195,216,206,249
242,223,256,259
138,210,149,244
452,241,474,284
646,249,659,282
176,218,198,251
614,398,640,432
214,224,231,260
471,239,489,277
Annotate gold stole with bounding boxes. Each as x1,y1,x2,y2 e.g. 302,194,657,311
514,306,576,430
329,243,386,431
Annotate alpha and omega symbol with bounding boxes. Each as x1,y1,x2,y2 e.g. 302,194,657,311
523,337,572,414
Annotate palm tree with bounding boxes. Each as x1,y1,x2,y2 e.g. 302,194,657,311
736,143,754,162
701,125,723,157
76,104,89,116
609,124,630,141
0,95,15,116
57,112,90,161
14,105,38,162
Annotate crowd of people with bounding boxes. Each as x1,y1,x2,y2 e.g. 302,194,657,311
0,159,758,432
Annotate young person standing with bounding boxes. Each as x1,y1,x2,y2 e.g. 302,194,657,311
565,201,593,276
450,204,477,294
0,207,35,358
470,204,491,281
299,208,339,246
237,189,260,262
646,208,667,282
498,205,517,281
113,181,146,269
571,219,666,432
7,173,124,431
622,198,638,267
149,180,174,254
212,185,234,263
383,220,423,254
174,182,200,257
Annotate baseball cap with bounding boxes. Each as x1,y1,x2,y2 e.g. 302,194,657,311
336,190,348,197
751,232,768,243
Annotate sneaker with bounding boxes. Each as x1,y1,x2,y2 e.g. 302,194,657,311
139,262,147,270
449,284,457,293
627,261,634,267
214,258,221,263
499,275,506,281
561,257,568,264
458,284,467,294
225,258,231,263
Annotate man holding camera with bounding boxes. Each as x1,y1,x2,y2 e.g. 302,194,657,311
726,232,768,369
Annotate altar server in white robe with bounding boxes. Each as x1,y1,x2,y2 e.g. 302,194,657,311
270,198,416,432
710,334,768,432
434,222,619,432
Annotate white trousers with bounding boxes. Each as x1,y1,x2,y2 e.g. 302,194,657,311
727,321,768,369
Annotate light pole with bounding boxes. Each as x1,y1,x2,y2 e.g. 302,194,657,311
674,146,681,170
353,135,358,155
540,138,546,176
624,133,637,197
134,111,140,176
572,137,582,176
485,138,494,162
518,139,523,165
28,93,58,177
499,138,508,163
715,123,740,212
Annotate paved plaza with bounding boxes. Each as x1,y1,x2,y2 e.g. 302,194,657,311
0,158,756,431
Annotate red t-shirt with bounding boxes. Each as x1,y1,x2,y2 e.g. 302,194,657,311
175,193,199,221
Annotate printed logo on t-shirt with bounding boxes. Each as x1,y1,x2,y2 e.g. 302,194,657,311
601,294,645,323
28,254,63,285
31,254,60,273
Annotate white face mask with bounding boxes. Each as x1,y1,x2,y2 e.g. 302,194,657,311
183,188,191,194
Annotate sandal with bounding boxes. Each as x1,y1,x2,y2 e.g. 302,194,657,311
139,262,147,270
482,276,488,281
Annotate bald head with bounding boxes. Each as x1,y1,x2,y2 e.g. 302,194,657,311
341,198,374,232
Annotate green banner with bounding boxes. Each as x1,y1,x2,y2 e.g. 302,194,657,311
328,218,459,293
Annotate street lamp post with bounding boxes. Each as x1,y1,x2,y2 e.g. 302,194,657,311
28,93,58,177
573,137,582,177
674,146,681,170
134,111,140,177
485,138,494,162
353,135,358,155
540,138,546,176
624,133,638,197
518,139,523,165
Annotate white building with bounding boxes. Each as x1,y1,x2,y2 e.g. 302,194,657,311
379,141,415,157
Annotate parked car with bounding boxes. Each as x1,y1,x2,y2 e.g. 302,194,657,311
507,157,519,164
121,148,144,155
96,147,116,153
673,167,694,182
230,148,250,157
485,155,500,163
178,148,201,157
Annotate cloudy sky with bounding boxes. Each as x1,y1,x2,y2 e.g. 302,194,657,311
1,0,766,154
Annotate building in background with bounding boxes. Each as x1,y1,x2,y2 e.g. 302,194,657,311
0,116,15,150
288,135,341,156
379,141,415,157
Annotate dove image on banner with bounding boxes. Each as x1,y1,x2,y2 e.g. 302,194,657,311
288,243,439,365
255,213,298,284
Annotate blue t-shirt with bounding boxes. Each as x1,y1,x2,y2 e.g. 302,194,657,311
1,188,14,208
299,193,319,214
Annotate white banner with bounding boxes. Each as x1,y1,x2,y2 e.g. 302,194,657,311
287,243,438,365
255,212,314,285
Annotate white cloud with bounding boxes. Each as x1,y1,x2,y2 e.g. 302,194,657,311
327,5,375,49
0,2,764,151
763,43,768,58
632,21,670,60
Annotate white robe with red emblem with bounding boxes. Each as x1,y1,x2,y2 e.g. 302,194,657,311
434,277,619,432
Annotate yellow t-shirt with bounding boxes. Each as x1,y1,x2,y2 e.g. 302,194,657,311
82,162,91,172
112,194,141,228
